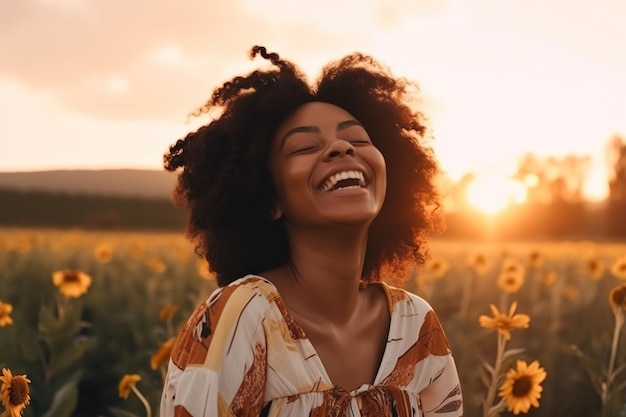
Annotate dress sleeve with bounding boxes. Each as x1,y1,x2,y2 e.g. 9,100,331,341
160,284,268,417
419,354,463,417
417,310,463,417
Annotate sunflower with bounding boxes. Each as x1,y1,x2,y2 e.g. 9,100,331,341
502,257,525,275
610,255,626,280
118,374,141,399
0,368,31,417
150,338,176,370
563,285,579,301
497,270,525,294
128,240,145,259
52,270,93,298
528,250,544,268
585,258,605,280
425,256,450,279
467,252,490,276
499,360,547,415
148,258,167,274
94,242,113,264
479,302,530,340
497,258,525,294
0,301,13,328
159,305,178,321
609,283,626,311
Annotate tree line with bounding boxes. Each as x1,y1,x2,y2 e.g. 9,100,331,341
0,186,624,240
0,189,186,230
1,135,624,240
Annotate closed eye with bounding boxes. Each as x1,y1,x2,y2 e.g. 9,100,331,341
289,145,319,155
349,139,372,146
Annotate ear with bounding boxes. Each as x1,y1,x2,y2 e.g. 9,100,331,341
270,205,283,220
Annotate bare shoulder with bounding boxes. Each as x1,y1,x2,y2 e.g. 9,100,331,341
359,282,391,328
377,282,434,314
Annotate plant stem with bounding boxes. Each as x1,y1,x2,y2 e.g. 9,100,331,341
483,333,506,417
56,294,67,320
603,309,624,406
132,385,153,417
460,272,474,318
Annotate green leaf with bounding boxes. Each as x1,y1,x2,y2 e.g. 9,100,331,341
38,300,85,339
17,326,41,362
479,365,492,388
566,344,602,394
481,360,495,376
40,370,82,417
38,304,62,335
501,347,525,363
47,336,96,382
107,406,143,417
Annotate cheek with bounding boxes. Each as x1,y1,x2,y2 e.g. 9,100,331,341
273,161,313,205
373,158,388,207
372,152,387,191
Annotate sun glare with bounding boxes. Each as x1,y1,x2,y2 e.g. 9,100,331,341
583,164,610,202
466,174,527,215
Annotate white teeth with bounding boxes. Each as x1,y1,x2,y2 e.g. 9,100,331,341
320,170,366,192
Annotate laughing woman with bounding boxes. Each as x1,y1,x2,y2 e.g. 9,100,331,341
160,46,463,417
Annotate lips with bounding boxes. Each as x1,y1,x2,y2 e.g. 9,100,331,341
319,170,367,192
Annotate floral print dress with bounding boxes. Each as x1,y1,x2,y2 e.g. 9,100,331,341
160,275,463,417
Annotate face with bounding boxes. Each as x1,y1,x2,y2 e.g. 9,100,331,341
269,102,387,228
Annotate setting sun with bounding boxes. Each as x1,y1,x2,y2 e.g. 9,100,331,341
466,174,527,215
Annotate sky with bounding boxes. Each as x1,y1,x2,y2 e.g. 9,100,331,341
1,0,625,202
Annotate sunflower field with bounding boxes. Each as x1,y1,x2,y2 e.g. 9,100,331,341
1,227,626,417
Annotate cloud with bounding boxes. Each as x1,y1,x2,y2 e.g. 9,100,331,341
2,0,625,173
0,0,372,120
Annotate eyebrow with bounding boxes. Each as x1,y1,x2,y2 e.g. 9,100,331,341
279,119,364,149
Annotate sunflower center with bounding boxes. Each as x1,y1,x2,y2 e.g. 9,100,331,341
9,377,29,405
63,272,81,283
611,286,626,307
512,375,532,397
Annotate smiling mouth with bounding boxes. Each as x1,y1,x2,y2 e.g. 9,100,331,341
319,170,367,192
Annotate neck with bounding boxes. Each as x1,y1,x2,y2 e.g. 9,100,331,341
282,225,369,325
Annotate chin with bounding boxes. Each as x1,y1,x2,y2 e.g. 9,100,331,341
327,212,379,226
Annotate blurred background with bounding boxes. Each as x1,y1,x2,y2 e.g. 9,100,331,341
1,0,625,240
2,2,626,416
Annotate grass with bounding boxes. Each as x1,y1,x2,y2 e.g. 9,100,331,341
1,228,625,417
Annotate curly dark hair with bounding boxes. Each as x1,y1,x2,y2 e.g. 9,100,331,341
164,46,442,287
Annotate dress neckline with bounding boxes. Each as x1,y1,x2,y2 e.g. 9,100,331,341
247,275,396,393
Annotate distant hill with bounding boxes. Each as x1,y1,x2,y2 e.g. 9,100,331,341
0,169,177,198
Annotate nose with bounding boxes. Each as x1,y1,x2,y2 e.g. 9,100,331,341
323,140,355,161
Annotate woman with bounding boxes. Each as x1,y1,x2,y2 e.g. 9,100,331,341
160,46,463,417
